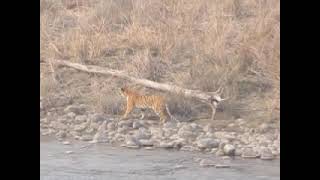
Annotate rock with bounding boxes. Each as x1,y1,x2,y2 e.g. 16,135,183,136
235,118,245,125
67,112,76,118
80,135,92,141
203,124,214,133
171,138,187,148
125,145,140,149
242,147,259,158
74,115,87,124
215,149,225,156
74,123,88,132
55,131,67,139
117,127,129,134
178,128,196,139
215,164,230,168
223,144,235,156
222,156,231,160
258,123,271,133
135,128,152,140
260,148,275,160
62,141,71,145
181,145,197,151
125,135,140,146
118,120,133,128
163,121,177,129
196,138,219,149
199,159,216,167
65,151,74,154
234,149,242,156
57,117,69,124
174,165,186,170
139,139,154,146
41,129,55,136
210,148,218,154
91,121,108,143
159,141,175,148
132,121,143,129
40,118,49,124
144,147,155,150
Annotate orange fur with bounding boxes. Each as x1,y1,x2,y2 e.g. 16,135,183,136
119,87,171,124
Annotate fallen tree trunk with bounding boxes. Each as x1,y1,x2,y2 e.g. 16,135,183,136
48,59,227,120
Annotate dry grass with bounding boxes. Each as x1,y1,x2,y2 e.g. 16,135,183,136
40,0,280,123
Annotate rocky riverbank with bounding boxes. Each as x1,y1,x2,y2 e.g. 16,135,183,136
40,95,280,161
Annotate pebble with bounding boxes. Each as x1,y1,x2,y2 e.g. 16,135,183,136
62,141,71,145
199,159,216,167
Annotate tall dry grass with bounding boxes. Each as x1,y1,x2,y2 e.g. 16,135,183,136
40,0,280,122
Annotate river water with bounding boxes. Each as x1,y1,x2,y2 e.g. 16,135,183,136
40,137,280,180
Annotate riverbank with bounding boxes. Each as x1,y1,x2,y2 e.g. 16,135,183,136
40,96,280,161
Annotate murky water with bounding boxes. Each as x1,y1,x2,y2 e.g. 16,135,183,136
40,137,280,180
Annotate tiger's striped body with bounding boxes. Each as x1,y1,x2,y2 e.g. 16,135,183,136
119,87,174,124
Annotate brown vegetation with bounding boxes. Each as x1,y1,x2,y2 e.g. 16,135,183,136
40,0,280,123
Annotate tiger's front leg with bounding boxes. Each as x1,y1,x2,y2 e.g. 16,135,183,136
121,102,133,120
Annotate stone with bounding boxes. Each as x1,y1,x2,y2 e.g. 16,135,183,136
199,159,216,167
91,121,108,143
234,149,242,156
118,120,133,128
125,145,140,149
135,128,152,140
125,135,140,146
210,148,218,154
132,121,143,129
74,115,87,124
223,144,235,156
242,147,259,158
215,150,225,156
55,131,67,139
260,148,275,160
203,124,214,133
62,141,71,145
74,123,88,132
215,164,230,168
196,138,219,149
117,127,129,134
139,139,154,146
80,135,92,141
181,145,197,152
258,123,271,133
222,156,231,160
67,112,76,118
158,141,175,148
144,147,155,150
65,151,74,154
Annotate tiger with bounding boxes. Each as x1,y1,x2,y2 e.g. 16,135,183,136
119,87,176,125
